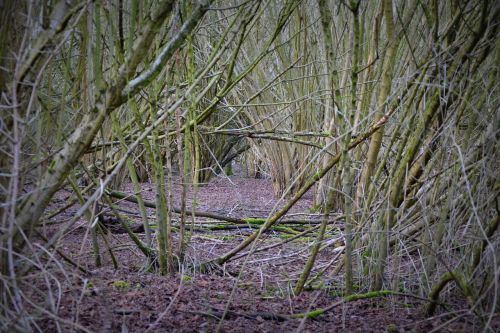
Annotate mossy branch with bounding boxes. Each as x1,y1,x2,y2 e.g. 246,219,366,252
426,270,475,316
292,290,394,319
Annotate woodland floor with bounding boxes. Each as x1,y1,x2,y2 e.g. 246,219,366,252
28,174,495,332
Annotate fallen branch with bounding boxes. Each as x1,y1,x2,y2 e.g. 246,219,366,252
297,290,443,319
107,190,334,226
205,223,301,234
231,224,321,261
293,290,395,319
189,291,436,322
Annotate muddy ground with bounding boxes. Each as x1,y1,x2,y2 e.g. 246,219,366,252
25,175,494,332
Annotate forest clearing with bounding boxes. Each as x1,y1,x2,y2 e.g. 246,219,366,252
0,0,498,332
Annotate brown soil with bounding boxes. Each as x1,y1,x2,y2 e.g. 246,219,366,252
27,176,494,332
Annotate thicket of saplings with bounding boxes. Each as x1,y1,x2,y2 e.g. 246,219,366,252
0,0,498,331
